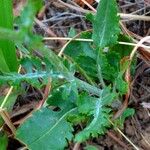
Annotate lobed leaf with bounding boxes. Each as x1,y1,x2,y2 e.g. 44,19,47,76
0,72,64,88
92,0,120,48
75,89,116,142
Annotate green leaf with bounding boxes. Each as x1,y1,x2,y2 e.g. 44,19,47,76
75,89,116,142
68,27,77,37
97,51,117,81
0,0,18,72
114,108,135,129
0,49,10,72
21,57,43,73
16,107,75,150
77,93,97,115
115,73,128,94
62,82,78,102
47,83,77,107
0,93,18,111
76,56,97,78
86,13,95,23
84,145,99,150
92,0,120,48
0,131,8,150
65,32,95,59
65,32,97,82
19,0,42,32
111,34,133,58
0,72,63,88
0,93,18,126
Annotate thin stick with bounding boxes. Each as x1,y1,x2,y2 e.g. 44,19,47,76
73,143,80,150
140,133,150,147
130,36,150,60
0,65,22,108
81,0,96,12
58,0,150,21
43,37,150,49
0,109,16,135
36,78,51,109
109,120,140,150
0,53,22,135
107,131,129,149
58,30,91,57
34,18,65,45
57,0,92,14
119,13,150,21
0,87,14,108
117,128,140,150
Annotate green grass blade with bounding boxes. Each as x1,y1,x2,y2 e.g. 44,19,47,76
0,0,18,72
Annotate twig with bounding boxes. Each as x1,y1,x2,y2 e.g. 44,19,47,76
0,52,22,135
117,128,140,150
42,12,84,23
81,0,96,12
36,78,51,109
34,18,65,45
43,37,150,49
57,0,150,21
107,131,129,150
120,13,150,21
0,108,16,135
109,120,140,150
58,30,92,57
130,36,150,60
73,143,80,150
38,2,50,19
140,133,150,147
57,0,92,14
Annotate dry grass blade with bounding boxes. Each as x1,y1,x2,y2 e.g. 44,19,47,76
117,128,140,150
109,120,140,150
34,18,65,45
80,0,96,12
107,131,129,149
58,30,92,57
0,109,16,135
140,133,150,148
43,37,150,49
0,52,22,135
120,13,150,21
58,0,150,21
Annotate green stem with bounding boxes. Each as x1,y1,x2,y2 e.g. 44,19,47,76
97,52,106,88
66,56,96,86
75,78,102,96
0,27,102,96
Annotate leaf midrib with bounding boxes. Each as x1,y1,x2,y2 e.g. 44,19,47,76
29,108,76,146
98,0,110,47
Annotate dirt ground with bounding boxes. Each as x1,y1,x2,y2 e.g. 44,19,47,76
9,0,150,149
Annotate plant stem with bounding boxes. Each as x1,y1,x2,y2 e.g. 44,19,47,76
97,52,106,88
75,78,102,96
